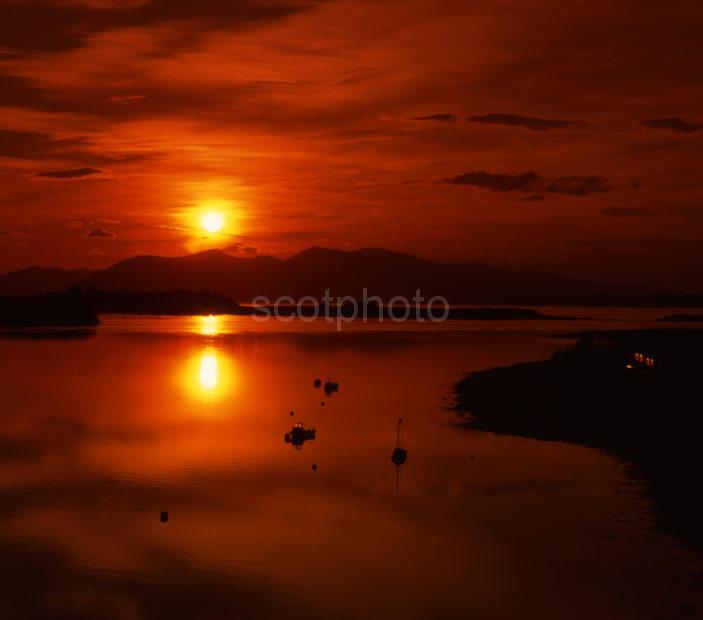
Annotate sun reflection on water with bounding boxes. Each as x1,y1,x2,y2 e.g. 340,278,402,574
199,314,219,336
181,346,236,403
199,351,219,391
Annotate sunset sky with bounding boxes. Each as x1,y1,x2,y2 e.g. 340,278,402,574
1,0,702,289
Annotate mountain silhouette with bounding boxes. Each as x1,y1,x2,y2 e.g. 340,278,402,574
87,249,280,296
85,247,621,304
0,246,700,306
0,266,100,296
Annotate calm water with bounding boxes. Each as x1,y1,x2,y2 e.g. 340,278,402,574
1,312,702,619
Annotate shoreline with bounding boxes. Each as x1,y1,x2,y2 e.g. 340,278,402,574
454,329,703,551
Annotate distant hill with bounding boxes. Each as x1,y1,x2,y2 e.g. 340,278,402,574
86,250,282,297
0,267,100,296
82,289,244,315
83,246,625,305
1,246,702,306
0,289,246,326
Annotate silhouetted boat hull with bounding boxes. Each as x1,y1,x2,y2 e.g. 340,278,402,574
285,423,316,448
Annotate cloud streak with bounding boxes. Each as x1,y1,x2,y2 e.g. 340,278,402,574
36,167,103,179
409,114,458,123
641,117,701,133
85,227,115,238
466,113,586,131
601,206,657,218
442,171,611,196
0,0,317,52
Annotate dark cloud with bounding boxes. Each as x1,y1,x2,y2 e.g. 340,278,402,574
628,177,644,189
0,128,151,167
223,242,242,253
35,167,102,179
108,94,147,105
223,242,258,255
0,76,292,124
542,175,611,196
0,129,90,159
0,74,61,110
443,171,541,192
571,237,671,248
85,227,115,238
0,70,278,124
641,117,701,133
0,73,140,117
466,113,586,131
442,170,610,196
409,114,458,123
602,206,657,218
0,0,318,53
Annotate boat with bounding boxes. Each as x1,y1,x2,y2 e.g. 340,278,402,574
391,418,408,493
324,379,339,395
284,422,316,448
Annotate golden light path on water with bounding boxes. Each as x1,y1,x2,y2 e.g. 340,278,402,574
180,315,238,402
199,314,219,336
199,351,219,391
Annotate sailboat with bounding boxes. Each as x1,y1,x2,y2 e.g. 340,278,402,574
391,418,408,493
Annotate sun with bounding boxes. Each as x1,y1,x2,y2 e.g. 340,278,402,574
201,211,225,233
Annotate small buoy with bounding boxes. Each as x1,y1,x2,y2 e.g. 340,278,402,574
289,411,295,416
320,401,325,406
160,511,169,523
312,463,318,471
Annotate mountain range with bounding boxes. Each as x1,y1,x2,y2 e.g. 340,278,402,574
0,247,701,307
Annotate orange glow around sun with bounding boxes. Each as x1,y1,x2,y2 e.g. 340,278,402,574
181,193,243,253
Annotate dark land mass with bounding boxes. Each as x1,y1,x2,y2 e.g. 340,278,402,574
444,307,574,320
0,289,246,327
658,313,703,322
80,289,243,315
455,330,703,550
2,247,703,306
0,287,575,324
0,266,100,296
256,303,575,321
0,292,99,327
0,329,97,339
